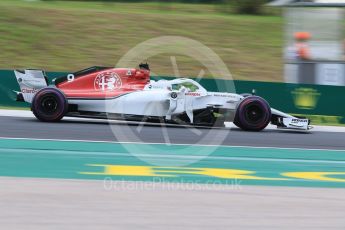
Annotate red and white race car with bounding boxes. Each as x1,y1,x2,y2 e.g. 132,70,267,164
14,64,311,131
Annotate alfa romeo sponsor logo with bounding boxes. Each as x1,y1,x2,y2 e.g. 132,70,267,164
94,72,122,91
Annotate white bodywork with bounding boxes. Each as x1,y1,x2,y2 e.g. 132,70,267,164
70,79,240,119
14,70,48,103
14,70,312,131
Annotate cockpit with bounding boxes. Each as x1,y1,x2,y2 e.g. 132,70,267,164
169,78,206,93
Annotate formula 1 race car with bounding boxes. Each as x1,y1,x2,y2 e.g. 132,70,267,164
13,63,311,131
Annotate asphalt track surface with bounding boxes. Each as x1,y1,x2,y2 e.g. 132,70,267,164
0,115,345,150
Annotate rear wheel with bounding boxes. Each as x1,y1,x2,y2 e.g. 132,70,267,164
234,96,271,131
31,88,68,122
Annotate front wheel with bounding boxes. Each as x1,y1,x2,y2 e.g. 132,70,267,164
234,96,271,131
31,88,68,122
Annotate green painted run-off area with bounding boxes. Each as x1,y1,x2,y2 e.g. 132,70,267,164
0,138,345,188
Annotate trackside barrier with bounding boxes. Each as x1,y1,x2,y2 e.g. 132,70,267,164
0,70,343,125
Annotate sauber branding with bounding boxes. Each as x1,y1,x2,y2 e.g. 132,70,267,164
213,93,236,98
94,72,122,91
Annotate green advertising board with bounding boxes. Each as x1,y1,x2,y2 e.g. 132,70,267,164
231,81,344,125
0,70,343,125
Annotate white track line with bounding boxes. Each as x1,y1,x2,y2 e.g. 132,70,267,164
1,109,345,133
1,147,344,164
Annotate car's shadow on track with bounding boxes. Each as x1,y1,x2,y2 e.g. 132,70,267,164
13,117,312,135
60,118,227,130
14,117,311,134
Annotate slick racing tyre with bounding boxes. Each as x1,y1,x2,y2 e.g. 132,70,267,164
31,88,68,122
234,96,271,131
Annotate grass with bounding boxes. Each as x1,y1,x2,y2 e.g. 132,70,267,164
0,0,284,81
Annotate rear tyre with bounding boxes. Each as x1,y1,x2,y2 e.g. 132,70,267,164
234,96,271,131
31,88,68,122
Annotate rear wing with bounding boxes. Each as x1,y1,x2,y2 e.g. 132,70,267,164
14,69,48,103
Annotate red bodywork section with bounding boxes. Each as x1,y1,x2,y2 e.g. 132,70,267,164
57,68,150,99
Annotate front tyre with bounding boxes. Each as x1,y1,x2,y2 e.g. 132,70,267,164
31,88,68,122
234,96,271,131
